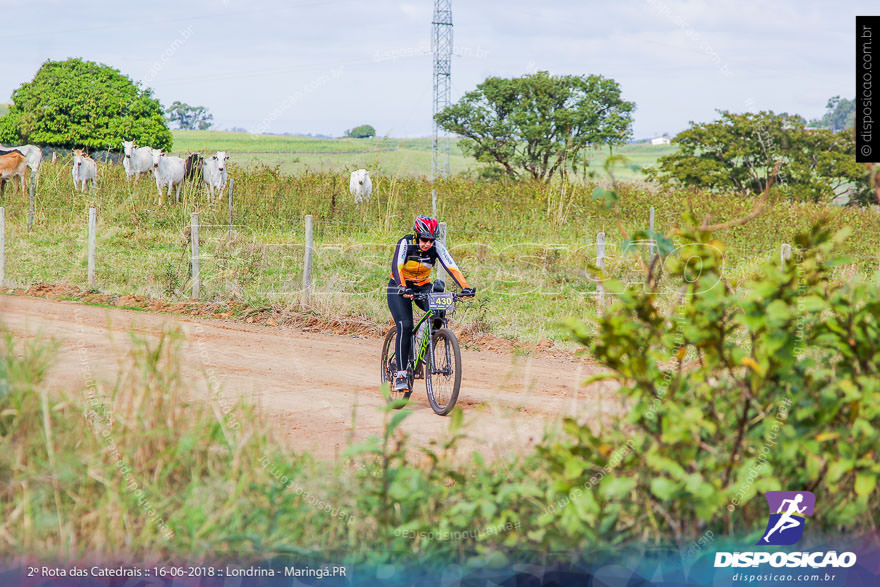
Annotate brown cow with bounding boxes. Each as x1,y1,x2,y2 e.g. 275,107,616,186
184,152,204,183
0,151,27,196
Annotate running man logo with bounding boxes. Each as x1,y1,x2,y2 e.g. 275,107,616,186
757,491,815,546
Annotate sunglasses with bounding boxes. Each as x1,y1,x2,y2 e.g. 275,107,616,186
418,238,435,244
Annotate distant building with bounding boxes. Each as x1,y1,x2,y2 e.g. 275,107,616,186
650,136,671,145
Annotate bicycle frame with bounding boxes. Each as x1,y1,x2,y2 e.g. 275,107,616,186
397,291,460,380
412,309,435,370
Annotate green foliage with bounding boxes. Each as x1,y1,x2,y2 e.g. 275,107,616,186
647,110,871,204
808,96,855,132
0,58,172,150
165,101,214,130
344,124,376,139
435,71,635,182
563,218,880,543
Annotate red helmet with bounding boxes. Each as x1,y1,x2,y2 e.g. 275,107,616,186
413,216,439,240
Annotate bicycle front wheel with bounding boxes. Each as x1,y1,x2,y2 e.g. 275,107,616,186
380,326,411,407
425,328,462,416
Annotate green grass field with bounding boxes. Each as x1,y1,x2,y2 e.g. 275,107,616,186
171,130,483,177
170,130,671,180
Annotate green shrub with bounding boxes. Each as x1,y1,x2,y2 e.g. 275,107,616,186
558,218,880,546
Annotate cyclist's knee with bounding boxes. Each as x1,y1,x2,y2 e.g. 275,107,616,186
398,319,414,334
432,279,446,292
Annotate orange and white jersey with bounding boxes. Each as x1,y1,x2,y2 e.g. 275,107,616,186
390,234,469,289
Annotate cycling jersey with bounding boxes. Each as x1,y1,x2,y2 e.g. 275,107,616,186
390,234,470,289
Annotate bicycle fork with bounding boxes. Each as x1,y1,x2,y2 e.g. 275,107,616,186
426,323,437,376
434,335,454,377
424,322,453,377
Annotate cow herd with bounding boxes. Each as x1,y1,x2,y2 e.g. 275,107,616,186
0,140,229,206
0,141,374,206
121,141,229,206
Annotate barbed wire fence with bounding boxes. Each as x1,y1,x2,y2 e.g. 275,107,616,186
2,200,880,313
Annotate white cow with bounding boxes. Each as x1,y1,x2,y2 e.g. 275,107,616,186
71,149,97,192
201,151,228,201
151,149,186,206
349,169,372,203
122,140,154,182
0,143,42,177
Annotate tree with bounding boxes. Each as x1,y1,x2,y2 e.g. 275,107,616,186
165,101,214,130
435,71,635,182
0,58,172,150
344,124,376,138
647,110,871,203
808,96,855,132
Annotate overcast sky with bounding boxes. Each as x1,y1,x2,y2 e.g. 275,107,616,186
3,0,873,138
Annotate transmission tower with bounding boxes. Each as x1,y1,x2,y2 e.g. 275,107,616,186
432,0,452,180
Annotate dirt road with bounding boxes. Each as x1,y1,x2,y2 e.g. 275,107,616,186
1,295,619,460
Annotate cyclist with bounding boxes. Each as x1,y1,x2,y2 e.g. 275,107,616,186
387,215,475,392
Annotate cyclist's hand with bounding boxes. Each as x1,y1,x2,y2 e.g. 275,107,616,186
460,287,476,298
398,286,415,299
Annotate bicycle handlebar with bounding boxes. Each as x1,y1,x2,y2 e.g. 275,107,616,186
410,291,474,301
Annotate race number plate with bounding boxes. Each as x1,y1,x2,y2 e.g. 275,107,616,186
427,292,454,311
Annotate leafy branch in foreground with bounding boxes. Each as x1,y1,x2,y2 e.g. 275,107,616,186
561,217,880,546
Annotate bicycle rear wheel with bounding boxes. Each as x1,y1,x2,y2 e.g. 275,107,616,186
425,328,462,415
380,326,411,407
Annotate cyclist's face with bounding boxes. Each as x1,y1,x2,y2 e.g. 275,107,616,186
418,238,435,251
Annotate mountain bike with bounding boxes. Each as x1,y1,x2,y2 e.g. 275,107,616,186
380,290,470,416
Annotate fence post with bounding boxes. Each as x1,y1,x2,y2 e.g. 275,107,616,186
597,232,606,313
28,181,35,232
432,188,437,218
0,207,4,287
87,207,97,289
780,243,791,268
649,205,655,261
437,221,450,281
227,178,234,237
302,214,314,304
191,213,200,299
